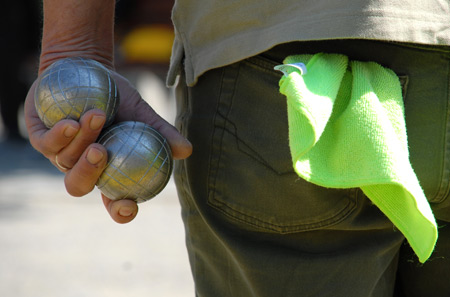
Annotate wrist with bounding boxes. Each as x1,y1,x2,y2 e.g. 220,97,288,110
39,42,115,74
39,0,115,74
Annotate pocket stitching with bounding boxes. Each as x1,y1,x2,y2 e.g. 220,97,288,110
207,56,358,233
208,188,358,233
216,112,290,175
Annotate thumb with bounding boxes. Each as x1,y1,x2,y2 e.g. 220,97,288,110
112,71,192,160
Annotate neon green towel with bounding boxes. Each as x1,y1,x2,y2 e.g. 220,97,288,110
277,53,437,263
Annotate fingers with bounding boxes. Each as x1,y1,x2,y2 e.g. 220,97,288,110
36,120,80,162
64,143,107,197
152,117,193,160
102,195,139,224
25,81,80,159
51,131,139,224
25,80,107,172
55,110,106,170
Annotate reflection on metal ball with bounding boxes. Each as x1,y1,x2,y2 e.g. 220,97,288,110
96,121,173,203
34,57,119,128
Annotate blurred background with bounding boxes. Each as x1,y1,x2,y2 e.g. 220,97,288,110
0,1,194,296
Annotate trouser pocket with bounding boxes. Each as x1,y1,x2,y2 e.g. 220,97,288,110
261,40,450,221
206,55,357,233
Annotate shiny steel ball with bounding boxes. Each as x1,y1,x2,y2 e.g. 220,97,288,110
96,121,173,203
34,57,119,128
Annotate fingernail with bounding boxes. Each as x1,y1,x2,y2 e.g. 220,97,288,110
64,125,78,138
86,147,104,165
90,115,106,131
119,207,133,217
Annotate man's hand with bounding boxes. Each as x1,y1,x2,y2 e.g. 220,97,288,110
25,70,192,224
26,0,191,223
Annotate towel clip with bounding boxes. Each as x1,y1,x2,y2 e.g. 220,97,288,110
274,63,307,76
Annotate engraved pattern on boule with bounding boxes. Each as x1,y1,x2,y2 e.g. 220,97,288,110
35,57,119,128
96,121,173,203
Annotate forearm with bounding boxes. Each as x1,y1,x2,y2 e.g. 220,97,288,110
39,0,115,73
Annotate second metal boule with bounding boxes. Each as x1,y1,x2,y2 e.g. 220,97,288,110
96,121,173,203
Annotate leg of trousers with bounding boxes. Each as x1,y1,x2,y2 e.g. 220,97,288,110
173,39,450,297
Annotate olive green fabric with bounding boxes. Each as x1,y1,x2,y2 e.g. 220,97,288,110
173,39,450,297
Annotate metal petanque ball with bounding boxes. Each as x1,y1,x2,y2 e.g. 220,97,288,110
96,121,173,203
35,57,119,128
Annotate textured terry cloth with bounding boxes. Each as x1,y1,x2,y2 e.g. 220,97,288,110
277,53,437,263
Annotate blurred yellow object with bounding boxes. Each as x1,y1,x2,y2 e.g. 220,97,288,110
120,25,174,63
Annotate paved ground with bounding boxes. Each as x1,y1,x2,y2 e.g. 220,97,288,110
0,71,194,297
0,139,194,297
